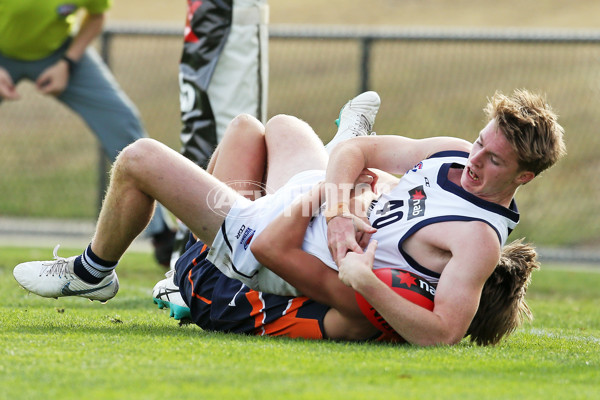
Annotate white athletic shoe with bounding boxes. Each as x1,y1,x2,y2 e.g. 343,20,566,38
325,91,381,154
152,270,191,321
13,245,119,302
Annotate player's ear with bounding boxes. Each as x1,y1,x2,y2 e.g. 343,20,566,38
516,170,535,185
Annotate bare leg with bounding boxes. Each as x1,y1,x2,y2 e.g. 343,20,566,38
91,138,240,261
263,115,329,192
206,114,267,199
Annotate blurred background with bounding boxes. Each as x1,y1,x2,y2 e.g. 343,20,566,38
1,0,599,261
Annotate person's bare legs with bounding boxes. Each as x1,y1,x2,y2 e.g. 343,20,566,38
12,136,242,300
91,138,240,261
13,113,330,301
206,114,267,199
207,113,326,196
263,115,328,192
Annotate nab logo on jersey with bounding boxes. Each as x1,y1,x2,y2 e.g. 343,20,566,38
408,186,427,220
408,162,423,174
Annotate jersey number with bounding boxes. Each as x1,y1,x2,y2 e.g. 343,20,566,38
372,200,404,229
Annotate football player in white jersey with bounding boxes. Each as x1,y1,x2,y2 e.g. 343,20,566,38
317,89,565,345
251,89,565,345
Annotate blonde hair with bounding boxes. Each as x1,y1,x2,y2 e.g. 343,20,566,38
484,89,566,176
466,239,540,346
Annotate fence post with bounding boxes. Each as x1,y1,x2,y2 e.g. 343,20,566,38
97,31,113,215
360,37,373,92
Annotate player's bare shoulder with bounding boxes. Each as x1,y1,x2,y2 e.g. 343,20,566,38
419,136,472,157
445,220,502,276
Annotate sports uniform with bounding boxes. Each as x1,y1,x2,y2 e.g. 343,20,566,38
175,237,330,339
207,169,324,295
208,151,520,295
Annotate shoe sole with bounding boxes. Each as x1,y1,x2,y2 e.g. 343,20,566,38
153,297,192,321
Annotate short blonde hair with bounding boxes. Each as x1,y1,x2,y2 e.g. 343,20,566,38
485,89,566,176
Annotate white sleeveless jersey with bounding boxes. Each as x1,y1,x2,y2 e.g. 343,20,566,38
302,151,520,285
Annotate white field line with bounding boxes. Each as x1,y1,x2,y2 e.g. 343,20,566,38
525,327,600,345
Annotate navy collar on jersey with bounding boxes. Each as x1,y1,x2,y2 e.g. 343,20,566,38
437,162,520,224
428,150,470,160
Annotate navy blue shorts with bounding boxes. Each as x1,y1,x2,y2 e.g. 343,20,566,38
174,238,330,339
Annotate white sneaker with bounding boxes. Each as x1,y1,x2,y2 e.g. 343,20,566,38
325,91,380,154
152,270,191,321
13,245,119,302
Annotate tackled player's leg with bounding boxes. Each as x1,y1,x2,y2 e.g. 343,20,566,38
14,138,241,300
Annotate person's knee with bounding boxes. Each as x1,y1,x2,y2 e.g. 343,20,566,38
221,114,265,145
230,113,263,132
265,114,324,154
114,138,161,179
265,114,319,142
265,114,306,135
323,310,378,341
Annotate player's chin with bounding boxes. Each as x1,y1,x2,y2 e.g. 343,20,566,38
461,175,483,194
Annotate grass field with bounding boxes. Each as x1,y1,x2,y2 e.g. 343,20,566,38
1,247,599,399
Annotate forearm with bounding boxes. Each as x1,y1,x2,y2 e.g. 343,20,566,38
324,142,367,214
254,184,324,253
65,12,104,61
354,276,458,346
251,185,362,317
345,230,495,346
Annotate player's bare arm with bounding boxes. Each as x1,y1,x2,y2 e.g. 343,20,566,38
251,183,363,317
340,221,500,346
251,183,380,340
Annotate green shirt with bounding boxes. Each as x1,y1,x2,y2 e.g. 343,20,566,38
0,0,111,60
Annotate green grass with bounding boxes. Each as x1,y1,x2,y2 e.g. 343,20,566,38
1,247,599,399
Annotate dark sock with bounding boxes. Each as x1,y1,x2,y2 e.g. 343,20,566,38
73,256,102,284
73,244,118,284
